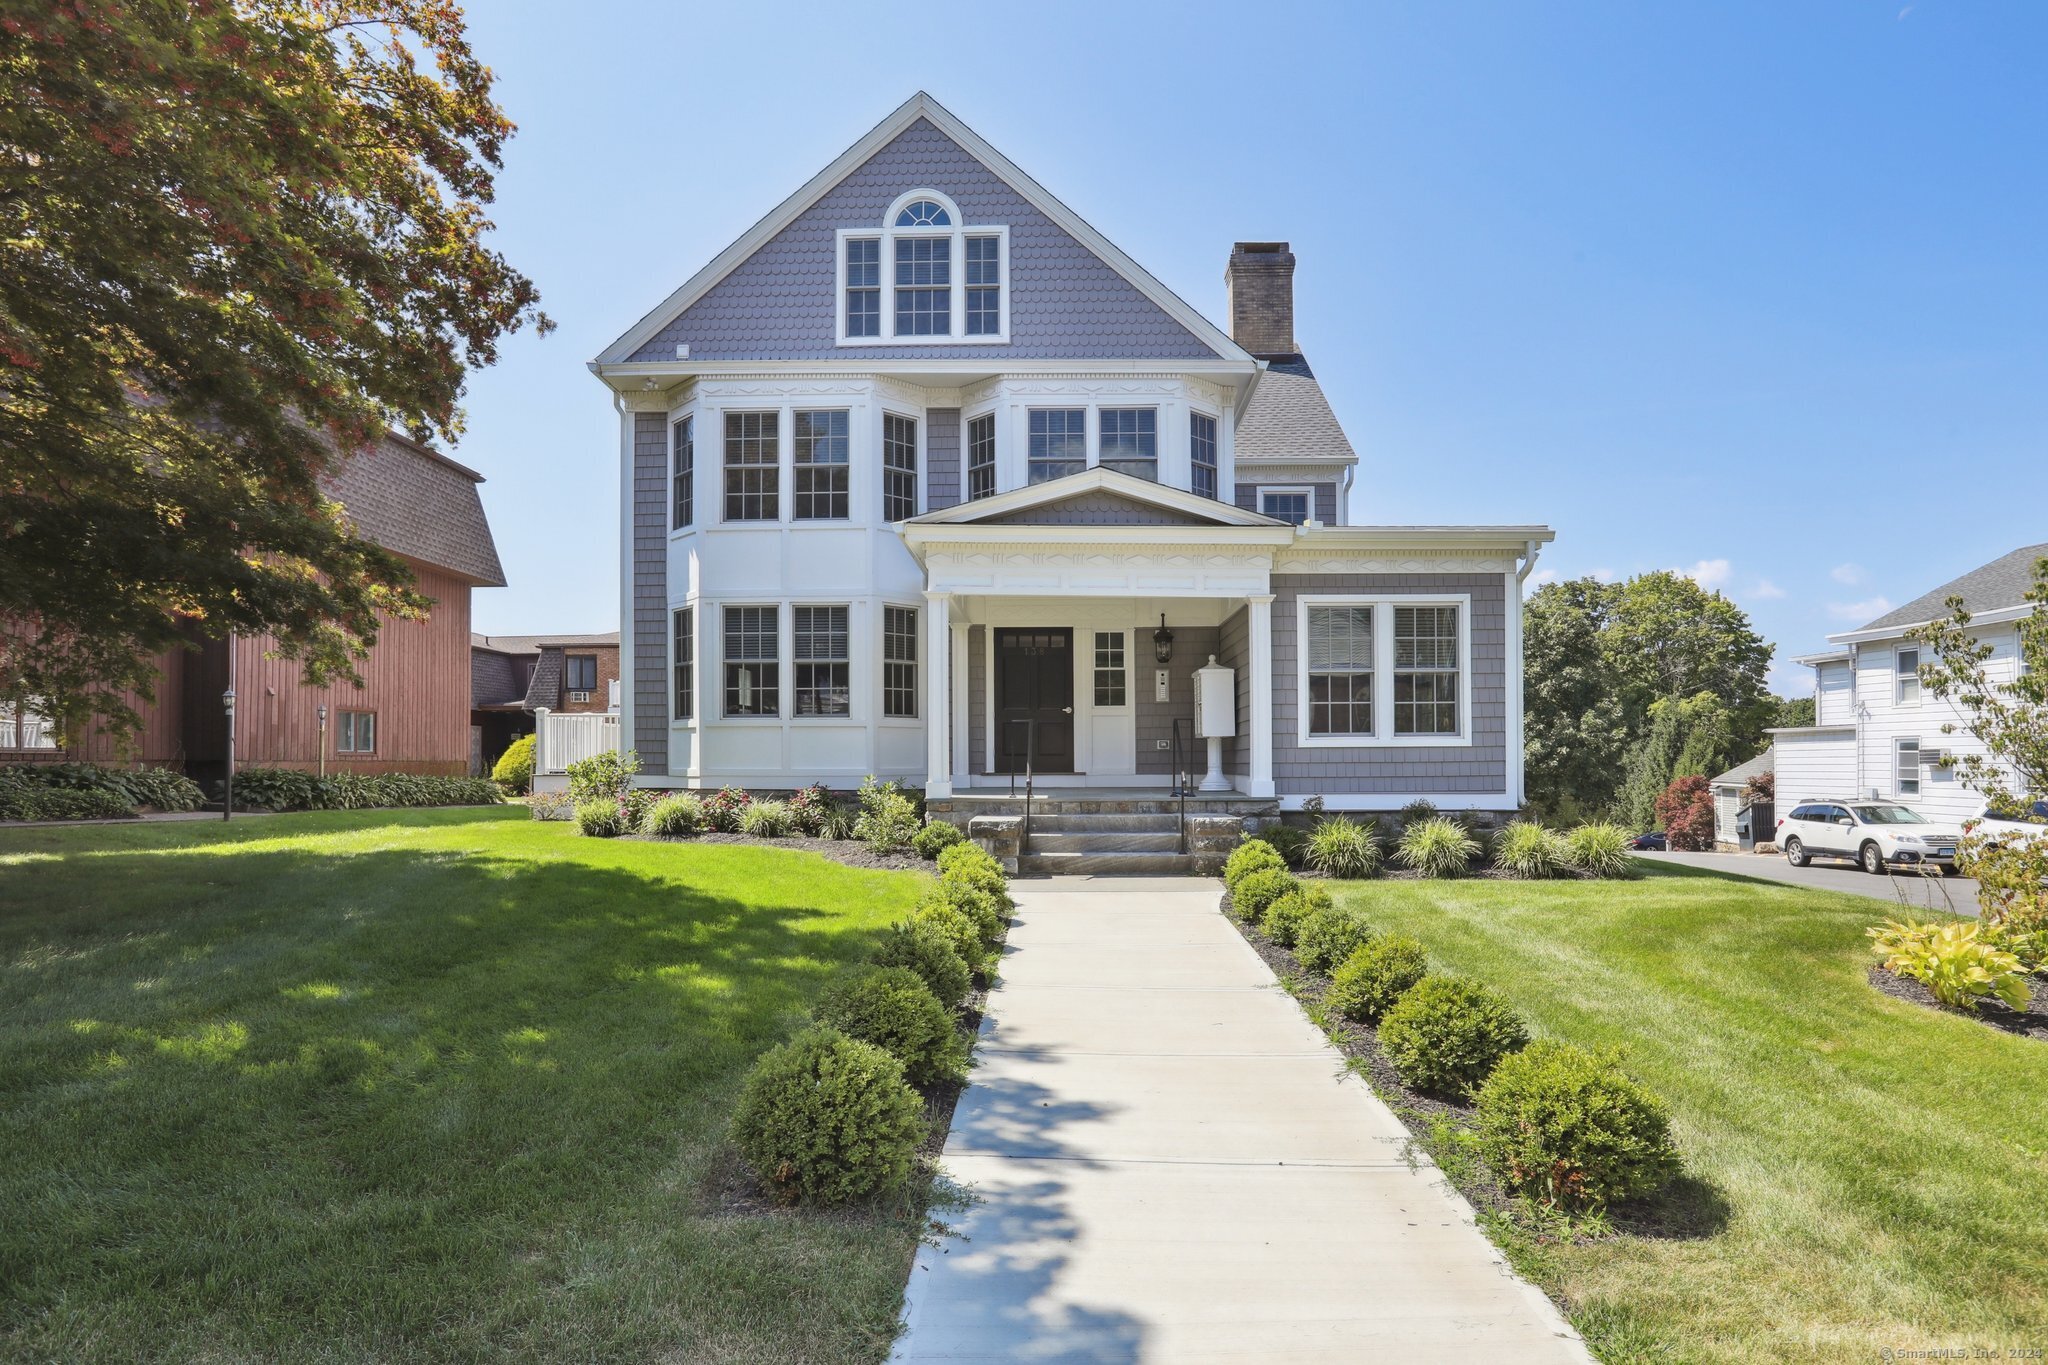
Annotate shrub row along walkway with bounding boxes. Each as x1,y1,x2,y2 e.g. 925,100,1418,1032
892,876,1589,1362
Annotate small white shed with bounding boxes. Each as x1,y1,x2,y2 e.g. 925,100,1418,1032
1710,749,1774,850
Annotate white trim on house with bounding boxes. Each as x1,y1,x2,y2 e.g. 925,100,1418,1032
1256,485,1316,525
593,92,1250,368
1293,593,1476,750
906,464,1283,530
833,204,1011,346
1827,603,2031,646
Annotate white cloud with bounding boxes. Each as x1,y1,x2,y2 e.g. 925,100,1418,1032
1677,558,1732,589
1831,563,1866,586
1751,579,1787,600
1768,661,1810,696
1590,567,1617,583
1827,596,1893,622
1527,567,1560,589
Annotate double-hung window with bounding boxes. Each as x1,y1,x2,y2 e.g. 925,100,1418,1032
670,415,694,529
844,238,881,338
1306,606,1373,736
1896,737,1921,796
672,608,693,721
1093,632,1127,707
1260,487,1311,526
792,410,849,520
883,606,918,718
1098,408,1157,481
1190,411,1218,499
723,606,779,717
966,412,997,501
1896,647,1921,704
965,236,1001,335
1393,606,1460,736
1028,408,1087,484
792,606,850,717
337,710,376,754
565,654,598,695
723,412,779,522
894,237,950,336
883,413,918,520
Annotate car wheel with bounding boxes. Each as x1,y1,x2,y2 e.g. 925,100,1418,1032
1785,837,1808,868
1860,842,1886,875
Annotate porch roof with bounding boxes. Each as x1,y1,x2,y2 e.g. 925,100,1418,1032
906,467,1288,531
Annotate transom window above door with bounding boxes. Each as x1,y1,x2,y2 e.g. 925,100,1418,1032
837,189,1008,345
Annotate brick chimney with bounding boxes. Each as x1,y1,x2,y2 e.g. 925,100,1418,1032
1225,242,1297,356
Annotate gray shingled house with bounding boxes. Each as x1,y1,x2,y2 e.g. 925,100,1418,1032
584,93,1553,871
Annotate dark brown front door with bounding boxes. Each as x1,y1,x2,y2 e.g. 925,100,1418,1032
995,628,1074,773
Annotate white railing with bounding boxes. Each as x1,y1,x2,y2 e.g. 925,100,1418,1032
534,707,620,775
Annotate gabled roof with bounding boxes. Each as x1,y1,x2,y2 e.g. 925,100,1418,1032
471,632,619,654
1234,357,1357,465
1842,542,2048,636
593,92,1250,368
906,467,1286,530
324,432,506,586
1711,748,1774,790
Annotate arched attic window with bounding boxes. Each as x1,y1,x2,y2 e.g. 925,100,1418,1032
837,189,1008,345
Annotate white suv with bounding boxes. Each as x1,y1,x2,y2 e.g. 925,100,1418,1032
1777,801,1965,875
1971,798,2048,848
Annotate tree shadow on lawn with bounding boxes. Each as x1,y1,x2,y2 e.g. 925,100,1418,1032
1607,1171,1734,1241
0,824,923,1357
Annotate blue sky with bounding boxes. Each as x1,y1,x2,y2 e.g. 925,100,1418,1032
453,1,2046,695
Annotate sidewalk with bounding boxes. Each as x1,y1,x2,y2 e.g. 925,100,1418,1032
892,876,1590,1363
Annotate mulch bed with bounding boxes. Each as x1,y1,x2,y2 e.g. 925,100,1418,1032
1868,965,2048,1042
625,831,929,873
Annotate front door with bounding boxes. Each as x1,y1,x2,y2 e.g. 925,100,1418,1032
994,628,1075,773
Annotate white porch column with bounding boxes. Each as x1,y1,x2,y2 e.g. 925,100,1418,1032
1247,593,1276,798
924,591,953,797
950,620,971,784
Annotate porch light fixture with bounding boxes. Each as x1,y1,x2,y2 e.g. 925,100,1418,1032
221,685,237,822
1153,614,1174,665
316,704,328,779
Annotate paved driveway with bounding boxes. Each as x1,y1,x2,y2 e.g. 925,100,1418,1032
892,876,1589,1364
1640,850,1979,915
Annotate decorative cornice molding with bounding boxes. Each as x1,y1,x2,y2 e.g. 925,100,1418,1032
1273,554,1518,574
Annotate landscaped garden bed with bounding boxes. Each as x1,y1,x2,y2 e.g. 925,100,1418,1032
1867,964,2048,1041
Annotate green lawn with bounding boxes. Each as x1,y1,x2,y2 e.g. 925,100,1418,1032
0,808,932,1363
1330,863,2048,1363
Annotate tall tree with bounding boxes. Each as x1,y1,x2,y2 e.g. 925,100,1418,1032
1,0,549,740
1913,555,2048,806
1523,579,1629,819
1600,571,1774,742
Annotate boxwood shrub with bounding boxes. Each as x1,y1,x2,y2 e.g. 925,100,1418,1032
491,734,536,794
1261,884,1333,948
1378,975,1529,1096
913,819,965,859
1230,867,1298,924
1473,1040,1681,1211
910,900,987,978
1223,839,1286,892
919,881,1005,953
730,1026,926,1205
1325,934,1428,1023
814,966,969,1085
1262,824,1310,869
1294,903,1375,975
872,919,973,1009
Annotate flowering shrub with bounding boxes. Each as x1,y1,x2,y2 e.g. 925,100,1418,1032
854,777,919,853
787,783,834,836
1653,775,1716,852
700,785,752,833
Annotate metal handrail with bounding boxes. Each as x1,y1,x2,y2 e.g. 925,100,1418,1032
1169,717,1191,855
1004,716,1037,855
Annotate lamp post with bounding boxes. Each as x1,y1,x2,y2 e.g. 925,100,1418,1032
221,685,236,821
316,704,328,779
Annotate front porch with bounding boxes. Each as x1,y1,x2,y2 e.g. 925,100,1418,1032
926,787,1279,877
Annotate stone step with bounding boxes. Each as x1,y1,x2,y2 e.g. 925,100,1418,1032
1028,830,1184,854
1017,851,1201,877
1028,812,1181,834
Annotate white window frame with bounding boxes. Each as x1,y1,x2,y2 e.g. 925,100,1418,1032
720,602,782,722
964,407,999,502
790,603,852,720
1896,736,1921,797
882,604,919,721
1189,407,1221,500
1895,646,1921,705
1259,485,1315,525
1295,594,1474,749
834,189,1010,346
337,709,376,755
670,605,695,724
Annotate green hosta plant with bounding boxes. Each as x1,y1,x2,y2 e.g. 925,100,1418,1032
1869,919,2030,1011
1305,816,1383,879
1396,818,1482,879
1494,821,1570,880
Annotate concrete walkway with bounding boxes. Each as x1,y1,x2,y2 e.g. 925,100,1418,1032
892,876,1590,1364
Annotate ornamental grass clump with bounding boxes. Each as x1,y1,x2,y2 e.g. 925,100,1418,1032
573,799,627,838
1294,903,1375,975
1494,820,1571,880
1473,1041,1681,1212
912,820,964,859
1261,884,1333,949
1223,839,1286,892
813,966,969,1085
1230,868,1299,924
1378,975,1529,1096
1397,817,1482,879
1325,934,1429,1023
739,799,795,838
1305,816,1383,879
641,793,703,837
1564,822,1636,879
730,1026,926,1206
872,919,973,1009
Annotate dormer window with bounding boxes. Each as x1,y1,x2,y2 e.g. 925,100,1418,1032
837,189,1008,345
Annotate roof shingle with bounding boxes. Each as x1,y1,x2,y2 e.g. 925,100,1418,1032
322,433,506,586
1855,543,2048,633
1234,357,1357,466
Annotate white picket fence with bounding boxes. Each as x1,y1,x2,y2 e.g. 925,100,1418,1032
534,708,620,776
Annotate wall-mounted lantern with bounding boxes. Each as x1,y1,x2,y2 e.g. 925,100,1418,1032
1153,614,1175,665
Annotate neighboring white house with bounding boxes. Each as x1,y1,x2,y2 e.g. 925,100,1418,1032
585,93,1553,817
1709,748,1772,850
1773,543,2044,825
